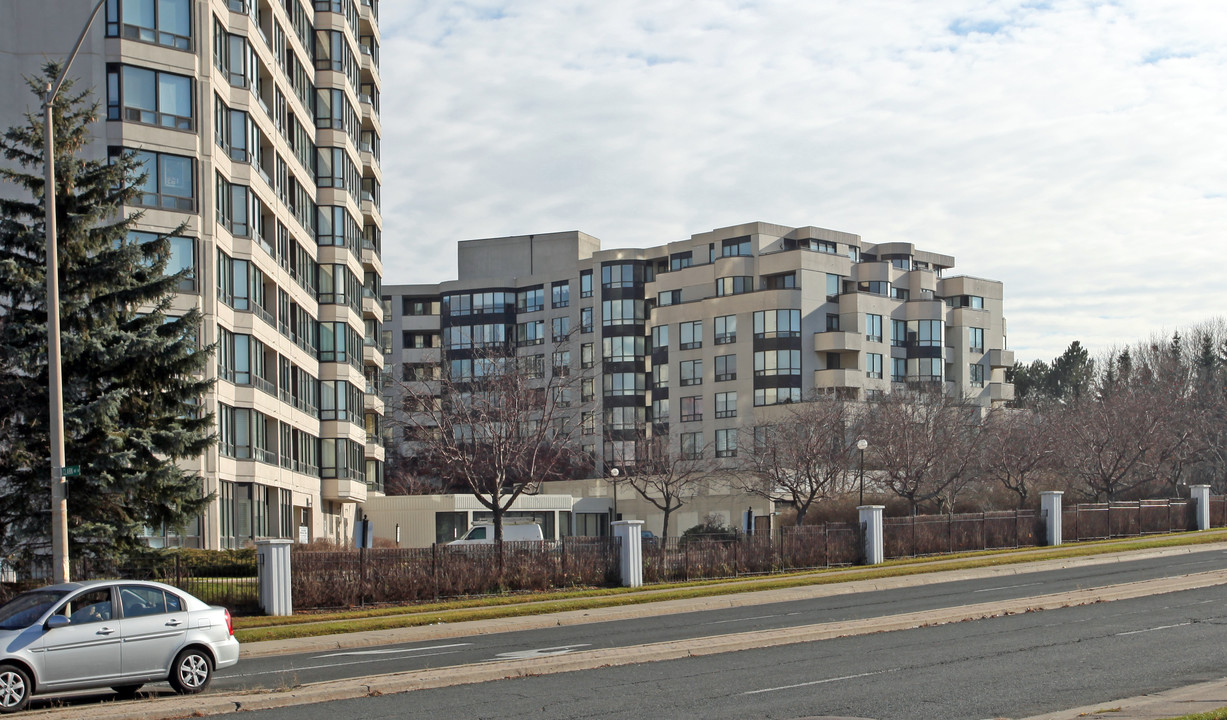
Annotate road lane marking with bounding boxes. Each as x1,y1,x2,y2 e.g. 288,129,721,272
1115,622,1192,636
973,582,1043,593
227,649,468,679
743,667,900,695
705,612,802,625
494,644,591,660
314,643,471,659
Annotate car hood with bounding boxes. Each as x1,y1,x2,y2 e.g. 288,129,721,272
0,624,45,654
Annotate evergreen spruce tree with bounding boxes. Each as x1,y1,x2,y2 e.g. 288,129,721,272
0,65,214,561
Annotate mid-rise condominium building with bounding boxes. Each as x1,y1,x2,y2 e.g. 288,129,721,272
1,0,387,548
384,221,1014,474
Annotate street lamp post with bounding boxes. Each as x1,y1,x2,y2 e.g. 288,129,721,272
44,0,108,584
856,438,869,506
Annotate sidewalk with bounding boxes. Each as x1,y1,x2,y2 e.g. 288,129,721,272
1017,678,1227,719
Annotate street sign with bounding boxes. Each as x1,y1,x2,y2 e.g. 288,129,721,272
59,465,80,478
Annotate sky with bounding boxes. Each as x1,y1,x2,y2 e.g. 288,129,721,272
373,0,1227,363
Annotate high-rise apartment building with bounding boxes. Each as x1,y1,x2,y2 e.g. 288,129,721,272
0,0,386,548
384,222,1014,475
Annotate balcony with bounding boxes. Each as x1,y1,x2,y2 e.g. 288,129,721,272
322,476,367,503
990,382,1015,403
987,349,1015,368
814,331,863,353
814,368,862,389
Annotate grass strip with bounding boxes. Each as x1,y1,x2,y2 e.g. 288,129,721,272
1157,710,1227,720
233,529,1227,644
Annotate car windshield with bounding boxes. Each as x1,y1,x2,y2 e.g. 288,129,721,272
0,590,69,629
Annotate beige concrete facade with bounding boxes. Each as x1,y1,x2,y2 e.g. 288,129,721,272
382,222,1013,535
0,0,385,548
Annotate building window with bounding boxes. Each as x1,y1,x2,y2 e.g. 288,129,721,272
681,432,704,460
826,313,840,332
857,280,888,296
652,363,669,389
107,65,193,130
753,387,801,406
866,314,883,343
581,343,594,369
714,315,736,344
715,276,753,297
602,299,644,326
519,354,545,379
907,320,943,347
680,359,703,387
552,351,571,376
106,0,191,50
603,372,643,397
657,289,681,306
604,406,644,432
582,412,595,435
603,336,644,362
917,357,943,382
715,428,737,457
516,320,545,346
601,262,641,289
402,297,439,315
891,319,907,347
948,294,985,309
892,357,907,382
131,231,196,292
755,349,802,376
826,352,841,370
552,316,571,341
969,327,985,353
580,270,593,298
891,287,910,301
680,396,703,423
552,281,570,308
652,325,669,351
715,354,736,382
582,377,595,402
867,353,883,380
516,287,545,313
652,398,669,421
670,251,693,270
680,321,702,350
580,307,593,333
114,148,196,212
970,363,986,387
715,391,737,419
827,273,840,298
721,236,751,257
754,310,801,339
762,272,796,290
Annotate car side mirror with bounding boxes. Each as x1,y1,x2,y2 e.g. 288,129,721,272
46,615,69,630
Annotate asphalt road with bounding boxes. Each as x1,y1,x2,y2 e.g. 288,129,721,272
220,581,1227,720
212,546,1227,693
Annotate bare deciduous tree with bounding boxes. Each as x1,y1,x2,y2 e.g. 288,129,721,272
394,347,588,541
615,428,714,541
863,386,984,515
734,394,861,525
978,406,1058,508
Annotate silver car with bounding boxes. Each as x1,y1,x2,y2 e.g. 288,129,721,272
0,578,240,713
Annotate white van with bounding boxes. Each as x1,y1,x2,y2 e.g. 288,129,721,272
447,520,545,545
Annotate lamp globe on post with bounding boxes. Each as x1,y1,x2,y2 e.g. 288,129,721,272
856,438,869,506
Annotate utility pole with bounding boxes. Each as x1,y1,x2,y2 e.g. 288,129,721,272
43,0,108,584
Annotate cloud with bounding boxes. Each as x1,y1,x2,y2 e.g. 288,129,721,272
376,0,1227,362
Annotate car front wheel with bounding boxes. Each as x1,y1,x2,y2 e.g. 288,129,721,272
0,664,31,714
169,648,212,694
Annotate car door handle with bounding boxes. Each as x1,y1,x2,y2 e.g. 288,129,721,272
166,619,183,627
97,626,116,635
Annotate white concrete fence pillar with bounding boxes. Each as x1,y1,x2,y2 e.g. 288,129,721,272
1190,484,1212,531
858,505,884,565
256,539,293,616
1041,491,1064,547
611,520,644,588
